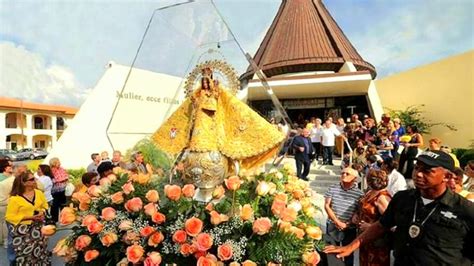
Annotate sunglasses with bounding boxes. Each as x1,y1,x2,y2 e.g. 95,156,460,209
24,178,36,182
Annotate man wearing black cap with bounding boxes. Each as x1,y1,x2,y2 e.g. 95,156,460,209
325,150,474,265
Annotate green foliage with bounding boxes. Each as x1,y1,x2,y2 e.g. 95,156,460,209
459,150,474,168
67,168,87,185
125,138,173,172
248,229,310,264
386,104,456,134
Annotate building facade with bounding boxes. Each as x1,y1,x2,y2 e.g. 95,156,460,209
0,97,77,151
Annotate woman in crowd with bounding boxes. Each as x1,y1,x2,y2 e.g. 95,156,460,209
448,168,474,200
310,118,323,162
380,157,407,196
463,160,474,192
49,157,69,222
36,164,54,207
5,171,50,265
355,169,392,266
363,118,377,144
398,125,423,182
386,121,399,159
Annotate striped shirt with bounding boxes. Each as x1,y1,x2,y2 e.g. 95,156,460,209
325,183,364,222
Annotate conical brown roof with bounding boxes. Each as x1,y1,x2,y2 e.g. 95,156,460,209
241,0,376,81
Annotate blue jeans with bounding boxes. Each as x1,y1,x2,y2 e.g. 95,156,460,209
326,221,356,266
323,146,334,164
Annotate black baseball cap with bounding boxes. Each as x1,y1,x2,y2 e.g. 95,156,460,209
417,150,455,172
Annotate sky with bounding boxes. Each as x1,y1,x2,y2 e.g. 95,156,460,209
0,0,472,107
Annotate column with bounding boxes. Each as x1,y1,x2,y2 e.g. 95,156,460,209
0,112,6,149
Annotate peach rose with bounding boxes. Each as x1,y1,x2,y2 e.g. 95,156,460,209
135,173,150,185
252,217,272,235
125,197,143,212
271,200,286,217
172,230,187,244
84,249,99,262
87,220,104,234
99,177,111,187
180,243,196,256
101,232,118,247
292,189,305,200
74,235,92,251
302,251,321,265
144,203,157,216
101,207,117,221
148,231,164,247
242,260,257,266
119,220,133,231
273,193,288,203
126,244,145,264
107,173,117,182
205,203,214,212
185,217,203,237
123,231,140,244
122,182,135,195
87,185,102,197
151,212,166,224
256,181,271,196
224,175,242,191
240,204,254,221
72,192,91,204
278,220,292,232
140,226,156,237
210,211,229,226
146,190,160,203
197,255,218,266
217,243,233,261
111,191,124,204
195,233,213,251
229,262,240,266
144,251,162,266
81,214,98,227
165,185,181,201
182,184,195,198
289,226,305,239
59,207,76,225
280,207,297,222
79,202,90,211
305,226,322,240
41,224,56,236
212,185,225,199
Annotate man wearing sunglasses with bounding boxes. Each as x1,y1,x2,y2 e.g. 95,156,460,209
325,150,474,265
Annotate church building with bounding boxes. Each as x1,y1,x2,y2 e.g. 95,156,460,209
240,0,383,125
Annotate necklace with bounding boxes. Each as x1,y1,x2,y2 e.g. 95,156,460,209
408,199,438,239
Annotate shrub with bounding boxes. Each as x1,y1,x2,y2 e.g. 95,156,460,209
67,168,87,185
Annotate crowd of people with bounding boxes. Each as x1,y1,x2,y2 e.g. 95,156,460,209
0,149,152,265
280,113,474,265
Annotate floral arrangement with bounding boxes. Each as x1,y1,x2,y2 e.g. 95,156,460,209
53,165,323,265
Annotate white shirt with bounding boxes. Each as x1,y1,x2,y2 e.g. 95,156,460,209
387,169,407,196
310,126,322,143
0,176,15,207
37,175,54,202
321,126,341,146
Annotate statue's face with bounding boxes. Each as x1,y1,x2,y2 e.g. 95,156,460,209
202,78,210,90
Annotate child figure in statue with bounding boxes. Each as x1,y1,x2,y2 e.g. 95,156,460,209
152,63,284,201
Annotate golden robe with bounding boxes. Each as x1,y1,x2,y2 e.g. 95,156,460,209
152,86,284,169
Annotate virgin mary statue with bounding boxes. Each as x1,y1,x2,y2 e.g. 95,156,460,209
152,60,284,200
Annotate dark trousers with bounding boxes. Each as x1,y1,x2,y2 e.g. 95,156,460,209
326,222,357,266
323,146,334,165
295,158,311,180
399,148,417,179
51,191,66,223
312,142,322,160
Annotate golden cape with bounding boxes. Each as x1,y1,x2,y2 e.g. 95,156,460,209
152,88,284,169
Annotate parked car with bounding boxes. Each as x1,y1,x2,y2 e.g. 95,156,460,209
16,148,49,160
0,149,18,161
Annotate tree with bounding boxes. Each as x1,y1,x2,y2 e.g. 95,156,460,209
385,104,456,134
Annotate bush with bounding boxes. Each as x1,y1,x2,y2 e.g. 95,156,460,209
67,168,86,185
459,150,474,168
26,160,42,172
125,138,173,172
386,105,456,134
